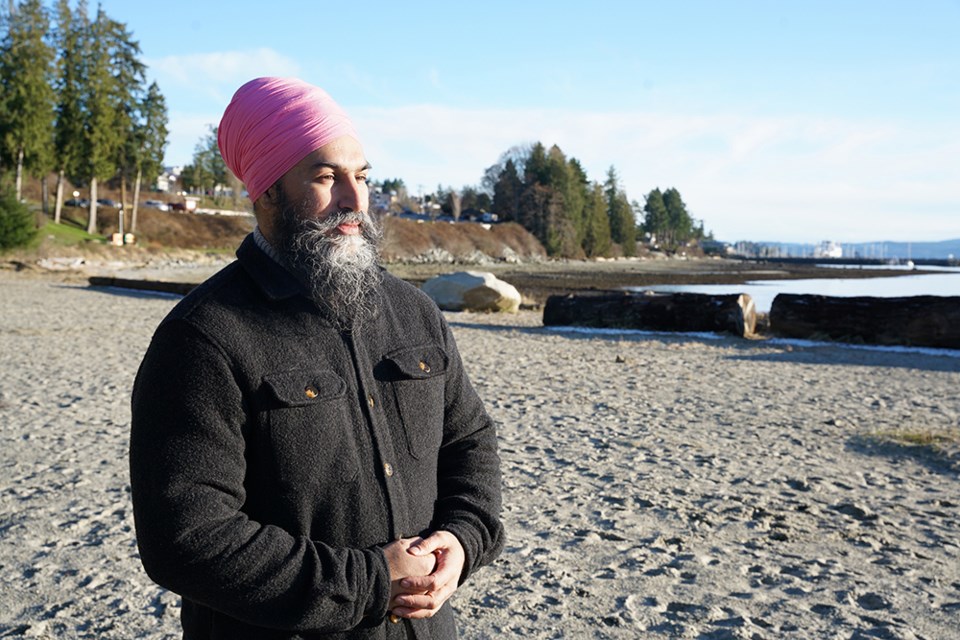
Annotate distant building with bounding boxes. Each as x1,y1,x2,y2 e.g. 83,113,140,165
155,166,183,193
814,241,843,259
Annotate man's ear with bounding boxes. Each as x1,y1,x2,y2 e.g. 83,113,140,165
260,184,279,207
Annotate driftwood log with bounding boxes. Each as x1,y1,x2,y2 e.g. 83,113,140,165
88,276,196,296
769,294,960,349
542,291,757,337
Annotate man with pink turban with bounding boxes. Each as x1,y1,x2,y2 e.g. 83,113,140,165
130,77,504,639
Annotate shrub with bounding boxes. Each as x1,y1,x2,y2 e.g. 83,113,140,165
0,188,36,250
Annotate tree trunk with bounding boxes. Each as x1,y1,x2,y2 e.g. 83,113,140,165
543,291,757,338
87,177,98,235
451,191,462,222
89,276,196,296
54,171,65,225
770,293,960,349
131,167,142,234
41,176,49,216
15,147,24,201
37,175,50,229
120,171,128,232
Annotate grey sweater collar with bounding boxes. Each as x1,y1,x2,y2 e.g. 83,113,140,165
252,226,285,265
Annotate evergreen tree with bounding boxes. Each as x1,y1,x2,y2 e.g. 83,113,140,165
582,183,612,258
517,182,571,256
106,14,146,222
80,6,126,233
605,166,636,256
523,142,549,186
491,158,521,222
459,185,491,213
542,146,581,257
0,0,56,202
481,144,530,197
129,81,168,233
643,188,669,246
380,178,406,195
52,0,87,224
663,187,694,244
182,125,229,200
0,184,36,249
566,158,589,246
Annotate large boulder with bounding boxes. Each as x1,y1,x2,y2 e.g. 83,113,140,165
421,271,521,313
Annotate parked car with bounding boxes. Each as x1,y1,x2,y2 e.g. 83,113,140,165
64,198,89,207
143,199,169,211
96,198,118,208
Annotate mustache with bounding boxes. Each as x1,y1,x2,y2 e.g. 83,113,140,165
302,209,372,234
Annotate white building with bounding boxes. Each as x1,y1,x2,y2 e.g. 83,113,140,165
813,240,843,259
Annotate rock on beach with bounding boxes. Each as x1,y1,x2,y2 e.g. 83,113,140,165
0,269,958,639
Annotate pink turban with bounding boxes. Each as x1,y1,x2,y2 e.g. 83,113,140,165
217,77,360,203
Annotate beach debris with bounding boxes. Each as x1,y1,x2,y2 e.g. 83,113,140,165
542,291,757,337
770,293,960,349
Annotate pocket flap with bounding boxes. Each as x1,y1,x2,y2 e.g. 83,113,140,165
383,344,448,379
262,369,346,406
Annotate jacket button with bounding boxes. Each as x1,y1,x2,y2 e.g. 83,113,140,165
367,394,375,408
418,361,430,373
383,462,394,477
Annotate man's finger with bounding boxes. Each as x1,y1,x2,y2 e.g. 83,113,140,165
399,574,436,592
407,534,441,556
391,584,454,618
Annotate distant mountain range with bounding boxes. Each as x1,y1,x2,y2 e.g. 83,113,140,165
738,239,960,260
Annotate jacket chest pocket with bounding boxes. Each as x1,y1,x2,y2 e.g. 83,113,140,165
260,369,359,487
380,345,448,460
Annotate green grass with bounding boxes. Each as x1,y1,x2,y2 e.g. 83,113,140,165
31,221,105,248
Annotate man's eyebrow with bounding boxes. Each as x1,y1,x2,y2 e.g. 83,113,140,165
311,161,372,172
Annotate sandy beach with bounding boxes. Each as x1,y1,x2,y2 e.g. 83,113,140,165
1,268,958,639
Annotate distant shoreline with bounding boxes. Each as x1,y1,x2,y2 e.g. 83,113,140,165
386,257,943,305
3,248,941,308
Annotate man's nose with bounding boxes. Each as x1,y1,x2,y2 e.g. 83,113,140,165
337,179,364,212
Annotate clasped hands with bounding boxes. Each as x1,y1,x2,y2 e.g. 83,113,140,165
383,530,464,620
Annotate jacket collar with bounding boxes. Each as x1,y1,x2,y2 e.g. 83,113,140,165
236,234,304,301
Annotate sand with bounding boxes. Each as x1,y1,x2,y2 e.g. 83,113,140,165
1,269,958,639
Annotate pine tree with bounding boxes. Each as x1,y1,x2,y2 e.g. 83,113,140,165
582,183,612,258
523,142,549,186
517,182,570,256
80,6,121,233
0,184,36,248
129,82,168,233
663,187,693,245
106,14,146,226
605,166,636,256
643,188,669,247
0,0,56,202
566,158,589,247
182,125,229,200
491,158,521,222
52,0,87,224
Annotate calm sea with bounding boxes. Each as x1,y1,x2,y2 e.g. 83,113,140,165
629,266,960,314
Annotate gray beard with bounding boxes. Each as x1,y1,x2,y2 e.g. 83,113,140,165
275,198,383,330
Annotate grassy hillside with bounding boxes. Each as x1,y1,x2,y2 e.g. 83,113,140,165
19,205,547,263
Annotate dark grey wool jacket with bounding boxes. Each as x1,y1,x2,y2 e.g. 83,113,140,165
130,235,504,639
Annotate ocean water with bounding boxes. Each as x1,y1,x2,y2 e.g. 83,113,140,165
628,267,960,314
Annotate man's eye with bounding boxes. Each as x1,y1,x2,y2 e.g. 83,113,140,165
356,174,368,183
318,174,335,182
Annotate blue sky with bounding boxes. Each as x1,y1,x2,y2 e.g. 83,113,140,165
89,0,959,243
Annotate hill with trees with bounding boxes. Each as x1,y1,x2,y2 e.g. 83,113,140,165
1,1,712,260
